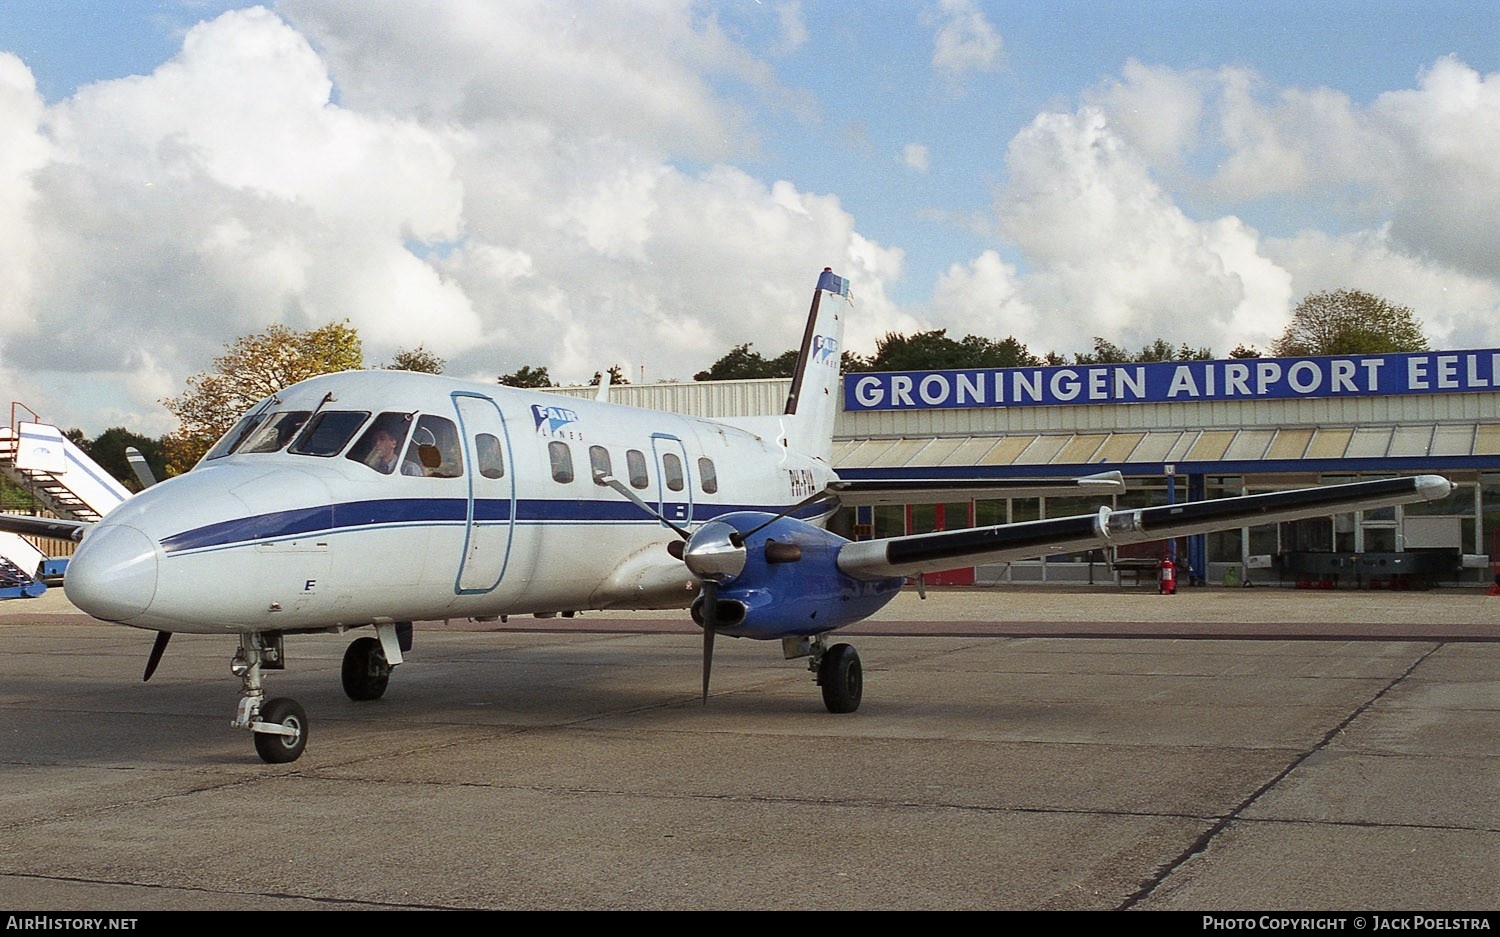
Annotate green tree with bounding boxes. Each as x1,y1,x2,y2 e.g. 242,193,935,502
1136,339,1213,362
1271,289,1428,357
161,321,364,473
385,345,445,373
75,427,169,491
1075,336,1213,365
694,343,799,381
498,365,556,388
1073,337,1131,365
863,330,1042,372
589,364,631,386
1229,343,1262,359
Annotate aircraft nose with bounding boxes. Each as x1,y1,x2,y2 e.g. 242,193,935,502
66,524,159,622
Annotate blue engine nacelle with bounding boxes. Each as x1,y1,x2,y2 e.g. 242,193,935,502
686,512,905,640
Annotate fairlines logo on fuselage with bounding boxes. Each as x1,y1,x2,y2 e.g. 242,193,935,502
813,335,839,366
532,404,584,439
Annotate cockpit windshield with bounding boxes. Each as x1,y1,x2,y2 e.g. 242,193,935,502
202,410,269,462
238,411,313,454
289,411,370,457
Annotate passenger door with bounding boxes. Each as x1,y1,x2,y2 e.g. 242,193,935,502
650,433,694,528
453,393,516,593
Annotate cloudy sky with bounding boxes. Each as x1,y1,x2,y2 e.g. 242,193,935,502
0,1,1496,435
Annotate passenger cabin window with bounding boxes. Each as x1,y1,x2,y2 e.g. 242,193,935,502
626,449,649,489
662,452,684,492
403,415,463,478
240,411,311,454
697,457,718,494
589,446,612,486
290,411,369,457
549,441,574,483
347,413,413,475
475,434,505,479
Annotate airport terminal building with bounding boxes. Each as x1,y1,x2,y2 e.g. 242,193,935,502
572,347,1500,587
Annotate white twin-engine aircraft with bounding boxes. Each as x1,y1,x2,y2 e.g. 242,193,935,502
3,269,1452,763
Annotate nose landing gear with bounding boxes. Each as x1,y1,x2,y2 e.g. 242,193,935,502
230,632,308,764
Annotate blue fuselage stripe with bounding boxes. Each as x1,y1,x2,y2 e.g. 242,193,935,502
158,498,827,555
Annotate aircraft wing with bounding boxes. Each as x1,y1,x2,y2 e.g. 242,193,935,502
830,470,1125,506
0,513,90,541
837,475,1452,579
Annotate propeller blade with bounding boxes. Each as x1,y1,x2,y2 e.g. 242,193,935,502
737,490,839,542
700,580,717,704
125,447,158,490
701,626,716,705
596,474,690,540
143,631,171,682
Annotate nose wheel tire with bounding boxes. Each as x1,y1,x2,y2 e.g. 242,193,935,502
817,643,863,714
341,636,391,701
253,697,308,764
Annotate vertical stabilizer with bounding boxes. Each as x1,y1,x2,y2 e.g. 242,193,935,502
781,268,849,461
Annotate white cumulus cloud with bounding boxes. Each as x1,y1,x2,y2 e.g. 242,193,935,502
924,0,1001,78
994,107,1289,353
0,3,907,432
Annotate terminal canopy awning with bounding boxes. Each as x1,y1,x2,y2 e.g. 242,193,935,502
833,423,1500,476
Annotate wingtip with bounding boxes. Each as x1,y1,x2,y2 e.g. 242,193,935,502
1414,474,1453,500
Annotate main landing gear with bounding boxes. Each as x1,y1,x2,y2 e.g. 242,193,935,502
341,636,391,701
786,635,863,714
341,622,409,702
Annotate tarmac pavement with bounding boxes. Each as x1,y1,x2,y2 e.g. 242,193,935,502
0,584,1494,910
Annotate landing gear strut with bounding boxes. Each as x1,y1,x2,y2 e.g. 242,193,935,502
231,632,308,764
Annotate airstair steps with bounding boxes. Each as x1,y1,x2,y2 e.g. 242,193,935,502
0,421,128,524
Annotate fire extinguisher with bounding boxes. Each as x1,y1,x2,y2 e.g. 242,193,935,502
1159,554,1177,595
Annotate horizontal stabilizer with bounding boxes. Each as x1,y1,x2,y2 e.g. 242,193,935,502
831,471,1124,507
838,474,1452,579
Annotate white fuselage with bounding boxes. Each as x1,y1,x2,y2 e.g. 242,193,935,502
65,370,838,634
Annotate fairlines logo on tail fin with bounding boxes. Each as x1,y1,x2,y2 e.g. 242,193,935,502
779,268,850,461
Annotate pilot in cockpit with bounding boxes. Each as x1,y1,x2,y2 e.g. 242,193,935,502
348,413,413,475
364,428,400,474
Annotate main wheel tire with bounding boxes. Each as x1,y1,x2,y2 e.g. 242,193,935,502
341,636,391,701
253,697,308,764
818,643,863,714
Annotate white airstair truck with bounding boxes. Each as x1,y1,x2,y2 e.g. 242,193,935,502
0,409,131,598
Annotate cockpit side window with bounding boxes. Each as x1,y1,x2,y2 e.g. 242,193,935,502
239,411,312,454
403,415,463,478
290,411,369,457
347,413,413,474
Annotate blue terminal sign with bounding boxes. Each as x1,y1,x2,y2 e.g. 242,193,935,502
844,349,1500,412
